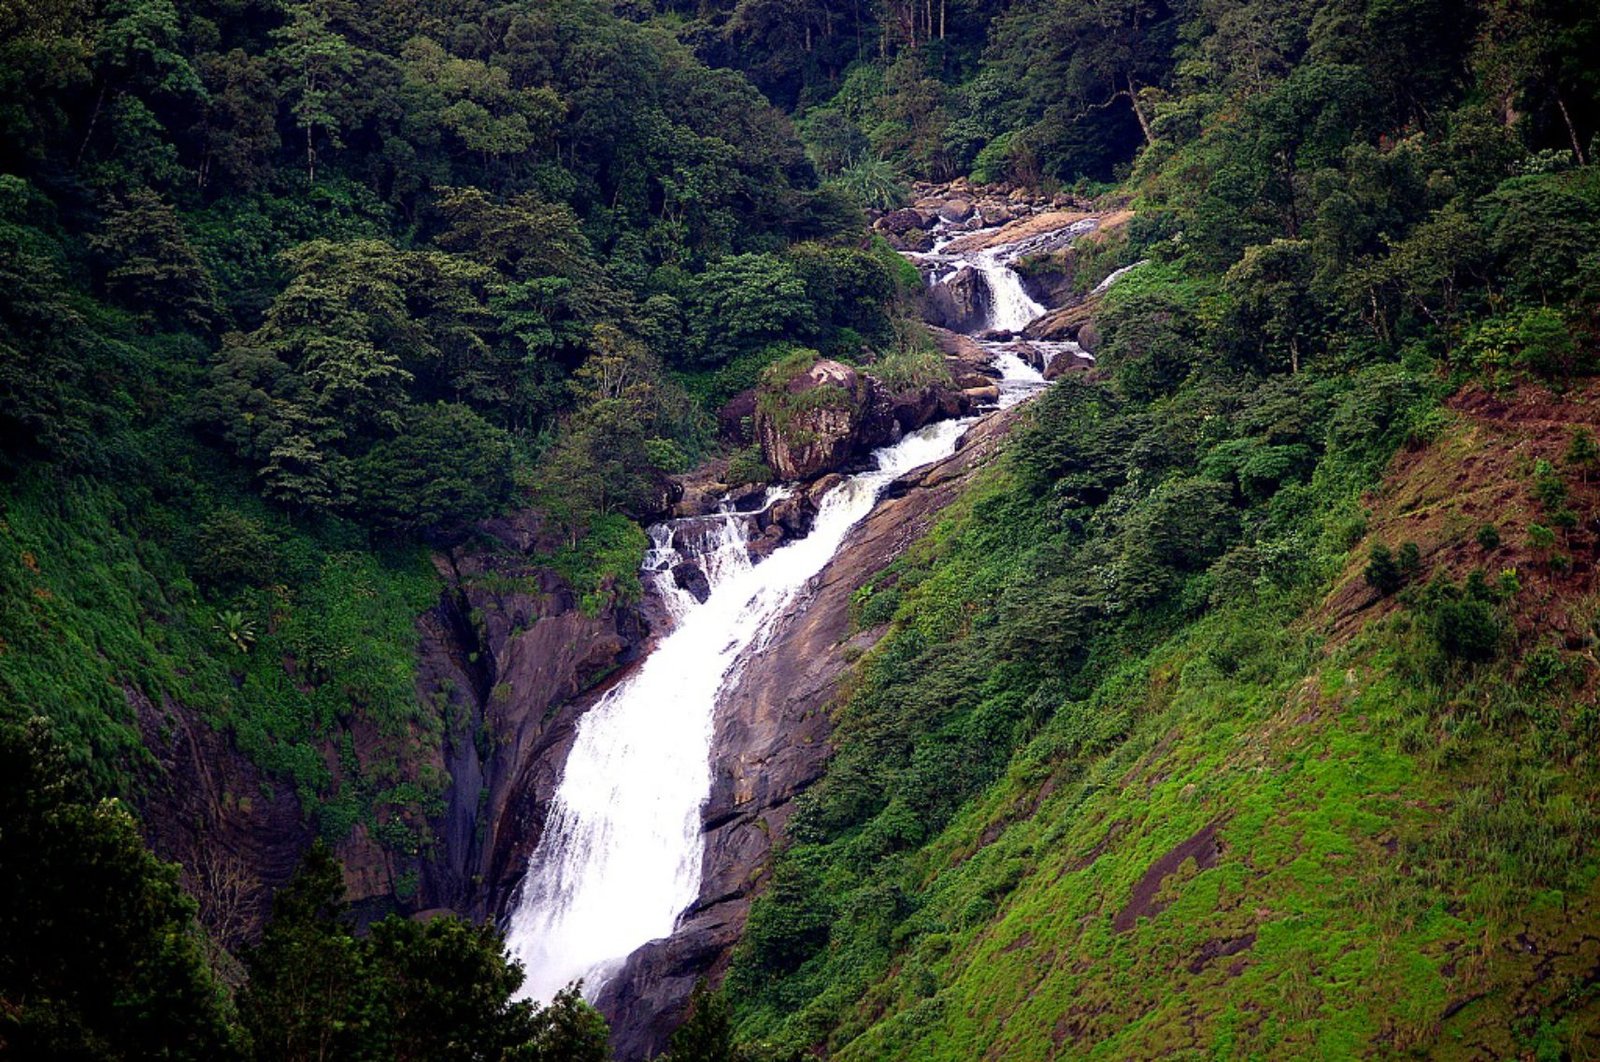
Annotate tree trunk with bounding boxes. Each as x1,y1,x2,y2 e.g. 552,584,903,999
1123,76,1153,144
939,0,945,39
1556,91,1587,166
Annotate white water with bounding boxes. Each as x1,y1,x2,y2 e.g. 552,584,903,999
506,217,1059,1005
505,416,980,1003
973,247,1047,334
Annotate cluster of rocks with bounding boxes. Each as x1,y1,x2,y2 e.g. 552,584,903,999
871,178,1094,252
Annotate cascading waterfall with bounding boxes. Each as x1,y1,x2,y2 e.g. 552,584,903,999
505,417,987,1004
973,247,1046,334
505,218,1056,1007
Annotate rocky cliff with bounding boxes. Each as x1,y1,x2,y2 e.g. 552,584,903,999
594,407,1028,1059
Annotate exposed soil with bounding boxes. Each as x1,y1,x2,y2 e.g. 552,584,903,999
1112,821,1224,934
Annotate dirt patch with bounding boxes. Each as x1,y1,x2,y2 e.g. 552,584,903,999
1318,379,1600,664
1112,821,1224,934
1187,932,1257,975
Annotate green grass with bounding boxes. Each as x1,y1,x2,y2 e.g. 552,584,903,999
0,469,448,857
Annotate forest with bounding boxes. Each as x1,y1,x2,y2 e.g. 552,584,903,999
2,0,1599,1056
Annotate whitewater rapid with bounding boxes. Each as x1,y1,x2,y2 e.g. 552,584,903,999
506,220,1055,1004
506,417,987,1002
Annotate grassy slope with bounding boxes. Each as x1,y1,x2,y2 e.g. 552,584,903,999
0,471,448,849
742,381,1600,1058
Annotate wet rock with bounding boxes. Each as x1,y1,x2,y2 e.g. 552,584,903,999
979,328,1015,342
745,525,787,563
596,409,1031,1060
900,228,935,252
1022,299,1098,342
672,561,711,603
926,265,990,333
766,494,817,538
962,383,1002,405
807,473,845,502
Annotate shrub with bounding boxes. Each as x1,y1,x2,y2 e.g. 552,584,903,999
1420,575,1502,663
1365,543,1403,595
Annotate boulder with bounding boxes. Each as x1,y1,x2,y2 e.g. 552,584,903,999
925,265,990,333
1022,299,1097,341
807,473,845,503
754,359,869,481
875,208,932,235
1044,350,1096,380
978,202,1013,226
900,227,935,253
671,561,711,603
1076,318,1103,354
939,197,974,222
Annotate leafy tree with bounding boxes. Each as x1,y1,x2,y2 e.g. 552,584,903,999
89,187,218,329
0,719,240,1059
353,403,515,533
664,979,743,1062
238,842,364,1062
272,2,357,182
684,253,815,368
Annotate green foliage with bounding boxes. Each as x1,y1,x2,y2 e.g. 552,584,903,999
665,980,747,1062
1418,573,1504,663
0,720,240,1059
727,446,776,488
241,843,604,1060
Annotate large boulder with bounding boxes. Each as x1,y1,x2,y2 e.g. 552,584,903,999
755,359,870,481
926,265,990,332
875,208,933,235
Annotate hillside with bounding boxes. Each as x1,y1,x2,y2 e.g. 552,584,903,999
3,0,1600,1057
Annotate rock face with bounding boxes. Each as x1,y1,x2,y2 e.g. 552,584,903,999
754,359,870,481
595,407,1028,1060
752,358,974,484
412,518,653,923
925,265,990,332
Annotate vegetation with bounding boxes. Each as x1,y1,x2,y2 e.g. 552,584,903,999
3,0,1600,1053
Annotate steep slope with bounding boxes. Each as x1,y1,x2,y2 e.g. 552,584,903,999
731,379,1600,1057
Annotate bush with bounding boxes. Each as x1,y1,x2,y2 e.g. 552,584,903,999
1420,575,1502,663
1364,543,1402,595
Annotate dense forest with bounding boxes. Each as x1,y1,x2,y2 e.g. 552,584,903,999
2,0,1599,1056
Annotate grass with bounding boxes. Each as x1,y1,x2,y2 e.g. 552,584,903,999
727,358,1600,1056
0,468,450,865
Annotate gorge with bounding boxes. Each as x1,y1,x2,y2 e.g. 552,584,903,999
503,200,1079,1054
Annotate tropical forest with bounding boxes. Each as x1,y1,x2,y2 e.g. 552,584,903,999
1,0,1599,1057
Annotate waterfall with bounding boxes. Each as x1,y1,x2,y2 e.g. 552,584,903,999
506,212,1061,1008
973,247,1046,334
505,417,980,1004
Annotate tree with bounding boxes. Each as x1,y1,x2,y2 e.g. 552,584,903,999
0,719,240,1059
684,253,815,368
238,842,364,1062
664,979,743,1062
89,187,218,329
353,403,514,533
1364,542,1403,595
271,2,355,182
